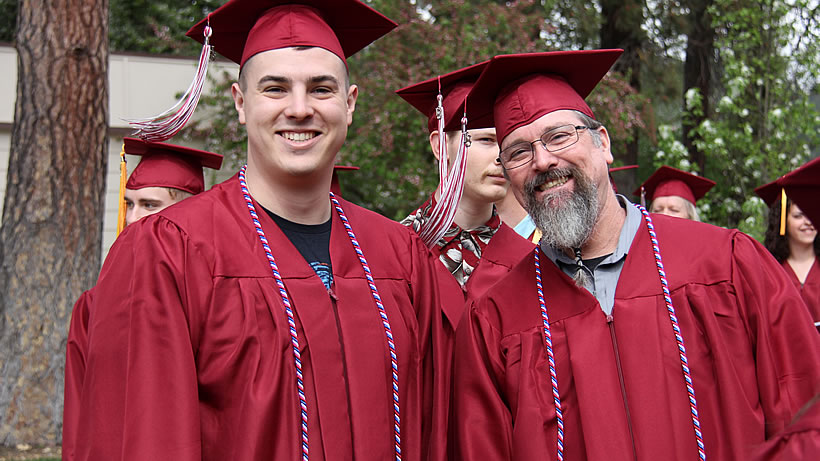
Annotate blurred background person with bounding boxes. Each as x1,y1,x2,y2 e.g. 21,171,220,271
635,165,715,221
756,157,820,330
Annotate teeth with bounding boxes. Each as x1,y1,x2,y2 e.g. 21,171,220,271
281,132,316,142
538,175,569,191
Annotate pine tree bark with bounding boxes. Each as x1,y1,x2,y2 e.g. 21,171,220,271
600,0,645,194
682,0,714,175
0,0,108,446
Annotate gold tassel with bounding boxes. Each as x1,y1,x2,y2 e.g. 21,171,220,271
116,144,128,236
779,188,787,236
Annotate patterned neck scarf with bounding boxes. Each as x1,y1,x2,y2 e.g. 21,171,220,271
402,197,502,286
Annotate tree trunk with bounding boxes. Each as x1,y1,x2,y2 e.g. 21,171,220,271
0,0,108,446
682,0,714,175
600,0,645,194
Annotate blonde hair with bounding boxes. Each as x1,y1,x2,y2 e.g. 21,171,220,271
166,188,194,203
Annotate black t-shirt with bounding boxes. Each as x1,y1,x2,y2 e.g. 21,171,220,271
583,253,612,272
265,208,333,290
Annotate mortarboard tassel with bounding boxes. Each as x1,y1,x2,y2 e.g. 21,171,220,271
127,20,213,142
779,188,787,236
418,84,469,247
116,144,127,236
640,186,647,208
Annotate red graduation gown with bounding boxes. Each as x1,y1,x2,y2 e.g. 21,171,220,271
781,258,820,326
62,289,92,460
453,215,820,461
427,222,534,461
66,175,447,461
750,395,820,460
459,223,535,307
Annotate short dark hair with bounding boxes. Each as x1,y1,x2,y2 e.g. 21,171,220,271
238,46,351,91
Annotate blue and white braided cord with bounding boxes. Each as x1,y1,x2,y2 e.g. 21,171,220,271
330,193,402,461
534,249,565,461
239,166,309,460
636,204,705,460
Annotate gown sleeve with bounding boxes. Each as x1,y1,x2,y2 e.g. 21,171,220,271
731,232,820,437
73,216,211,461
750,394,820,460
62,289,93,461
452,299,514,461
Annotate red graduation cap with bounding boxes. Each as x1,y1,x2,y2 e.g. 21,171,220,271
395,61,491,133
461,49,623,144
395,62,495,248
634,165,715,205
124,137,224,195
186,0,397,67
754,157,820,231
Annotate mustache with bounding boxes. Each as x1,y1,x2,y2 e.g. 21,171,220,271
523,167,575,195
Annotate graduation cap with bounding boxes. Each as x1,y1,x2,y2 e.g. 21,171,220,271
131,0,397,141
461,49,623,145
395,60,491,134
187,0,397,67
754,157,820,235
395,61,492,247
634,165,715,207
117,138,224,234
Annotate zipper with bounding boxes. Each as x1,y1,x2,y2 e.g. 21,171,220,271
607,313,638,460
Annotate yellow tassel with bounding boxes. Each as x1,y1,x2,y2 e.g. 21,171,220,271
779,189,787,236
116,144,128,236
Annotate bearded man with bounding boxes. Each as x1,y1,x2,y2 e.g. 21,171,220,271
451,50,820,461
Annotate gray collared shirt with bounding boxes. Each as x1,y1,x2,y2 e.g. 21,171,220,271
541,195,643,315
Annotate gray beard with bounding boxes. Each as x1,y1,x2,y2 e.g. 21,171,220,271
525,167,599,251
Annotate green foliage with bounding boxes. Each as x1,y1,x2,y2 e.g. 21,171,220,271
178,70,246,174
681,0,820,240
0,0,17,42
110,0,222,55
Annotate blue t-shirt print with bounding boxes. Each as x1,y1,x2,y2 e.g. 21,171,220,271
310,262,334,290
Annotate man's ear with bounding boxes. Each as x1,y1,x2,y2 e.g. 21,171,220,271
597,125,614,165
429,131,442,162
346,84,358,126
231,82,246,125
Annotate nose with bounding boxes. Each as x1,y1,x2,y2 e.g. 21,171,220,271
125,208,137,227
126,206,148,227
530,141,559,172
284,90,314,120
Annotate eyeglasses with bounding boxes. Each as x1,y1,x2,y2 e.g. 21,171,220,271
498,125,590,170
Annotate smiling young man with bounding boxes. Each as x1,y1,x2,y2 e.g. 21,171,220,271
65,2,450,460
450,50,820,461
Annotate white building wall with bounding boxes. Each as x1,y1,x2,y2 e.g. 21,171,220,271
0,45,238,261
